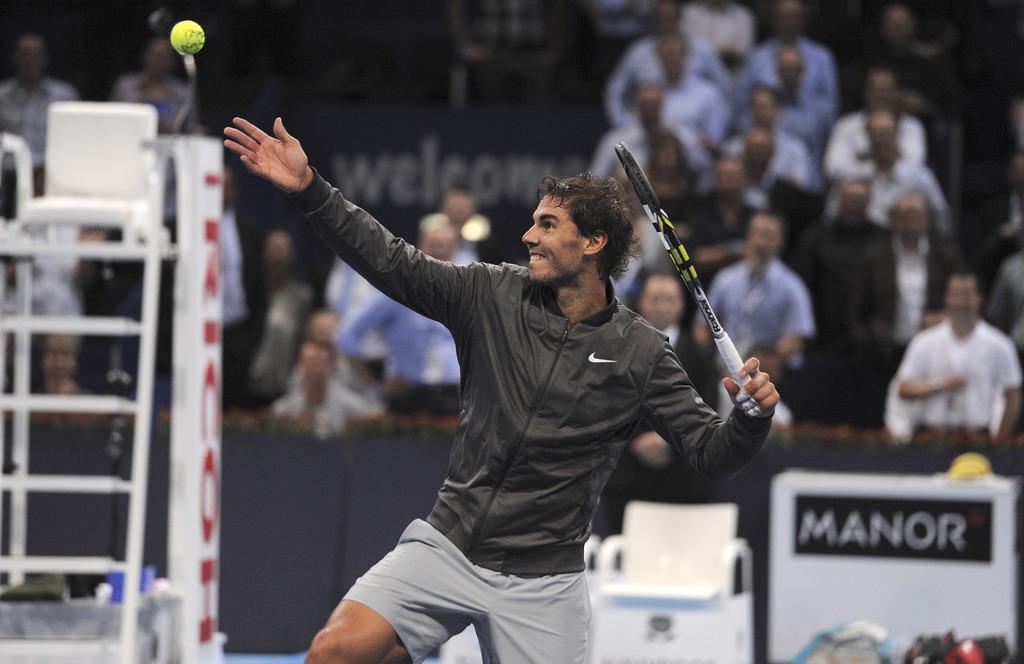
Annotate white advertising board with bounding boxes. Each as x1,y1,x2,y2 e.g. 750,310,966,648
769,470,1019,661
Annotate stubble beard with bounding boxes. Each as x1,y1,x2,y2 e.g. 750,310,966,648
531,257,582,290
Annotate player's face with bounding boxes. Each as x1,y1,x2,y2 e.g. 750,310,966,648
523,197,586,287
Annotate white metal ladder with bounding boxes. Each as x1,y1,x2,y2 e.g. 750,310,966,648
0,130,171,663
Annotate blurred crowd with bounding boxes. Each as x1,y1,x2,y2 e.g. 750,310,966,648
4,0,1024,446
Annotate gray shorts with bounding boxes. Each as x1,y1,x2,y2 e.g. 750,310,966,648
344,519,590,663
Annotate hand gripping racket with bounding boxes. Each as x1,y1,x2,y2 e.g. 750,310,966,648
614,141,760,416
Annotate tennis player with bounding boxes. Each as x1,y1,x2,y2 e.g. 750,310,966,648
224,116,778,664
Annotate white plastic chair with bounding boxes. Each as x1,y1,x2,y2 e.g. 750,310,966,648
17,101,161,243
591,502,753,663
597,501,751,600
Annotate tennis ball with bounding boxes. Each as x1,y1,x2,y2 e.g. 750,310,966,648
170,20,205,56
947,452,992,479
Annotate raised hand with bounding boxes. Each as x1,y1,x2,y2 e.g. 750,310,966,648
223,116,313,193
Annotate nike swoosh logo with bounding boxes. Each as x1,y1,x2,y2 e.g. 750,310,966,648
588,352,617,364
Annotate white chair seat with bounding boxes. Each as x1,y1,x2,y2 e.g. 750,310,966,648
21,197,146,228
601,582,719,602
12,101,162,243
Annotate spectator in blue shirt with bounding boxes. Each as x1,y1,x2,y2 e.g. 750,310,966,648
696,210,815,365
604,0,732,126
655,33,730,149
0,33,79,180
340,220,462,416
733,0,838,138
772,44,835,165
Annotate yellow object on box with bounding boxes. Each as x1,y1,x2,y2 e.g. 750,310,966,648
170,20,205,56
947,452,993,479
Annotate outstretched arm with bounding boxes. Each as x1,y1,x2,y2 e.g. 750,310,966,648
223,116,504,335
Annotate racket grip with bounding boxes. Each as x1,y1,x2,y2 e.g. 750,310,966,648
714,333,761,417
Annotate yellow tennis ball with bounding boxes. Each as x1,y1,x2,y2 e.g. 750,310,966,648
170,20,205,56
947,452,992,479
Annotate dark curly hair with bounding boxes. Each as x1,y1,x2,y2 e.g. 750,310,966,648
537,173,639,280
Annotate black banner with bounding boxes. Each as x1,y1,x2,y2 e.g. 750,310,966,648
288,105,609,250
794,495,992,562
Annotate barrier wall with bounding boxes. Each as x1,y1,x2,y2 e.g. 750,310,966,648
7,425,1023,661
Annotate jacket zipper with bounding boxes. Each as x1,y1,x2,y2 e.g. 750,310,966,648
466,319,571,554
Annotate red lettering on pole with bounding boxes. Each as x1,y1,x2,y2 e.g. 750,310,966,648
201,361,221,440
204,249,219,300
205,173,222,187
204,320,219,345
204,220,220,301
201,447,219,542
199,557,217,642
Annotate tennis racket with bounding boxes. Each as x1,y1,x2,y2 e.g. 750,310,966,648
614,141,760,416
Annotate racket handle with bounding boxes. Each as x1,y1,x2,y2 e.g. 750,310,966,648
714,333,761,417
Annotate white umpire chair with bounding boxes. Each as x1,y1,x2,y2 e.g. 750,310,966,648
0,102,170,664
590,502,753,663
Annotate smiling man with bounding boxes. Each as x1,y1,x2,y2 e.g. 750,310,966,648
224,116,778,664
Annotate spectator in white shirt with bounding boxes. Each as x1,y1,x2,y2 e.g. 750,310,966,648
895,272,1022,438
272,340,381,438
825,66,927,181
726,84,816,191
831,109,951,234
591,82,712,185
681,0,756,71
861,191,962,350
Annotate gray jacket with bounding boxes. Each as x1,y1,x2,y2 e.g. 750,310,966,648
293,171,770,576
